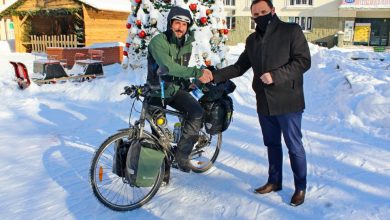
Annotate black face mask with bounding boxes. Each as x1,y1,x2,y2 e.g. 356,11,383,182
254,12,273,31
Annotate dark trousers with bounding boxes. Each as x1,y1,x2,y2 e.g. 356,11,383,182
149,90,204,158
258,111,307,191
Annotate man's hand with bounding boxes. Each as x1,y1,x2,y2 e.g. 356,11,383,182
260,72,274,85
198,69,213,84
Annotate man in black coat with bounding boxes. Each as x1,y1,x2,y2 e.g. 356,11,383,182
203,0,311,206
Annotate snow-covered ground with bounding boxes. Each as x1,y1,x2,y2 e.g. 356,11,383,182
0,43,389,220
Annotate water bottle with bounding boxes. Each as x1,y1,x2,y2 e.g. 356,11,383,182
173,122,182,143
192,87,203,98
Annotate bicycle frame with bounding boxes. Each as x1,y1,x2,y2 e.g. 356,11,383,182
132,98,184,153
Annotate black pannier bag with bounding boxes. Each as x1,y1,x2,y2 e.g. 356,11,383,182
112,139,131,177
125,138,165,187
199,80,236,135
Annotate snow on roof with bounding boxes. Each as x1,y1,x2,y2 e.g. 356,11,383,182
1,0,131,14
78,0,131,13
0,0,18,14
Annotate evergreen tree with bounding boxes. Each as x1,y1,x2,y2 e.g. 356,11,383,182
122,0,229,70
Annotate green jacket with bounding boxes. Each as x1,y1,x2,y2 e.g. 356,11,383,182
147,30,203,97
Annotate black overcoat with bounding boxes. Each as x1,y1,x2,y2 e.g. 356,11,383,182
213,16,311,116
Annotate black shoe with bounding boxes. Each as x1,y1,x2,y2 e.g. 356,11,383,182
290,190,305,206
254,183,282,194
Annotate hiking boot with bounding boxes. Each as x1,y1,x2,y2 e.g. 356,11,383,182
290,190,305,207
254,183,282,194
172,159,191,173
173,152,191,173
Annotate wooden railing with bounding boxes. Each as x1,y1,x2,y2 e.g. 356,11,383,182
30,34,80,52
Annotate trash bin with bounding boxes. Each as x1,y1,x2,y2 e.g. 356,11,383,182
315,42,328,47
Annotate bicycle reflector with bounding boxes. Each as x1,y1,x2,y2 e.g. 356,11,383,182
99,166,103,182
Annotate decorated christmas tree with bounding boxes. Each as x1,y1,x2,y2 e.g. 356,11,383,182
121,0,229,70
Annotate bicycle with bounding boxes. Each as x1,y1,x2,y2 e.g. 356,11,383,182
89,84,222,211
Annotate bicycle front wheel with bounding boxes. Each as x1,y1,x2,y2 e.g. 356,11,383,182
189,128,222,173
90,130,165,211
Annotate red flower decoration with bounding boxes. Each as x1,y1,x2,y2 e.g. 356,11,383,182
138,30,146,38
189,4,197,11
200,17,207,24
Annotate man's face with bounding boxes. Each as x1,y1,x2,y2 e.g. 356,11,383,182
251,1,275,19
171,20,188,39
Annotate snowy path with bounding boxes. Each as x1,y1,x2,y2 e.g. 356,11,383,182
1,45,390,219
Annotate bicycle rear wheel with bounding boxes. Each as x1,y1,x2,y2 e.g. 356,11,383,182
90,130,165,211
189,128,222,173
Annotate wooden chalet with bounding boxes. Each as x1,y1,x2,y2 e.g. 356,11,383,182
0,0,130,52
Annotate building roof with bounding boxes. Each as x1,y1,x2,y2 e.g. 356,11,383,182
0,0,131,14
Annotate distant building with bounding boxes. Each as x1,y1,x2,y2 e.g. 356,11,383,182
225,0,390,48
0,0,15,41
0,0,130,52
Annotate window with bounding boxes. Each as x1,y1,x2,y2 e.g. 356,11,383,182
224,0,236,6
289,17,312,31
226,16,236,29
307,17,312,30
301,17,306,30
289,0,313,5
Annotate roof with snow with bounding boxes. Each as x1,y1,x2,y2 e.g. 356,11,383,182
0,0,131,14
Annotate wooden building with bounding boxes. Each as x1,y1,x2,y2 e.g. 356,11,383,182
0,0,131,52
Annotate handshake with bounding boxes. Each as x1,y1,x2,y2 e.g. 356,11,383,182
198,69,214,84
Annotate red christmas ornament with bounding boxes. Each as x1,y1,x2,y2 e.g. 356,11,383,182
123,51,128,57
126,43,130,48
135,0,141,4
136,20,142,27
189,3,197,11
126,23,132,29
138,30,146,38
200,17,207,24
223,29,229,35
206,9,213,16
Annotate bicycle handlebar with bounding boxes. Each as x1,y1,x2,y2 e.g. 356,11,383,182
121,84,160,99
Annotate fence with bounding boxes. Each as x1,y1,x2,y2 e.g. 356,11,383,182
30,34,79,53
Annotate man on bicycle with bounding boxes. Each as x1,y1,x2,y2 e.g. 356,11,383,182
147,6,213,172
